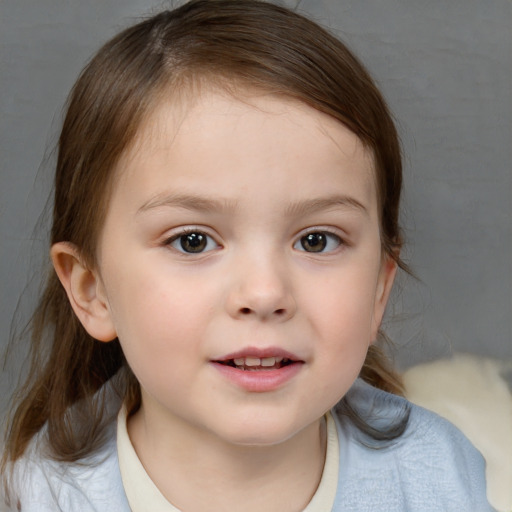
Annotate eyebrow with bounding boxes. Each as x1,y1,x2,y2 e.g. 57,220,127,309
137,193,238,215
284,195,368,217
137,193,368,217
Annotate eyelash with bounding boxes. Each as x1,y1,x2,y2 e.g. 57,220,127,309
293,229,344,254
162,228,345,255
163,228,220,254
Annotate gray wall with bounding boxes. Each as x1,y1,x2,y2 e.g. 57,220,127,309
1,0,511,413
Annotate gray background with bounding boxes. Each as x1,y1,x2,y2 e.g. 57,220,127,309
1,0,511,416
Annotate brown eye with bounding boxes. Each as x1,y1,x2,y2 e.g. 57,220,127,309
168,231,218,254
295,231,342,253
301,233,327,252
180,232,206,253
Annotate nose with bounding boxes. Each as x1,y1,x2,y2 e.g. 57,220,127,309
225,255,297,322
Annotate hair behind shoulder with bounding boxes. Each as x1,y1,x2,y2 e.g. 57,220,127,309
2,0,408,474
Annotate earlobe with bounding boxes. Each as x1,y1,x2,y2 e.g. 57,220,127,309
370,256,398,342
51,242,117,342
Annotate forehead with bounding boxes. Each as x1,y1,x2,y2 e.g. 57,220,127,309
113,87,377,214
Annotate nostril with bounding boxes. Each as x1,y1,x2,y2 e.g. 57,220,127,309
236,306,289,317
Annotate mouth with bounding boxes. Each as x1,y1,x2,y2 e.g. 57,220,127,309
216,356,296,371
211,348,303,391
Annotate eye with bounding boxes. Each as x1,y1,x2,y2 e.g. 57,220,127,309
294,231,342,253
167,230,219,254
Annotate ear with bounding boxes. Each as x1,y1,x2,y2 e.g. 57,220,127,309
51,242,117,342
370,254,398,342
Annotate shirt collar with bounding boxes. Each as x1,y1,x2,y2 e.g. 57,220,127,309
117,407,339,511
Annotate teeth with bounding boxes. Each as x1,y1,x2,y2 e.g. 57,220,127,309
231,356,285,367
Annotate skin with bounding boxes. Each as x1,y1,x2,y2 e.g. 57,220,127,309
52,88,396,511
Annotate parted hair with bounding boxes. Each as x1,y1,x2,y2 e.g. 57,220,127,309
3,0,408,472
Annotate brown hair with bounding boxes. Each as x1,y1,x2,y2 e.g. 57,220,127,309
3,0,407,470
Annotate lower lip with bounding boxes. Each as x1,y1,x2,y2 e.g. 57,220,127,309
211,362,303,392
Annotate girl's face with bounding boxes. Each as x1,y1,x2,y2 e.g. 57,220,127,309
94,88,396,446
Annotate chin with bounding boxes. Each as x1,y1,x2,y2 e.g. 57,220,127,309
210,414,319,449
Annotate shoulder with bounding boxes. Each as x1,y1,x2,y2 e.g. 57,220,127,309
332,379,494,512
4,425,130,512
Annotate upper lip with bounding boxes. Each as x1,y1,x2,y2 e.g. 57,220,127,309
213,347,302,362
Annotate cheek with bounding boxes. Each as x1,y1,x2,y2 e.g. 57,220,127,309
304,264,380,389
110,282,208,394
310,269,379,336
104,260,213,360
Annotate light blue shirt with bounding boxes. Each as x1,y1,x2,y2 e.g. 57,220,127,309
5,379,495,511
332,380,493,511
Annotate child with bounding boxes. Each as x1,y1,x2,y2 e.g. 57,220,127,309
1,1,494,510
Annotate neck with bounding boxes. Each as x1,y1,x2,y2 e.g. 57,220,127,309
128,402,327,512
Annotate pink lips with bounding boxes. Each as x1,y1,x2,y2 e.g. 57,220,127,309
211,347,304,392
216,347,301,362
